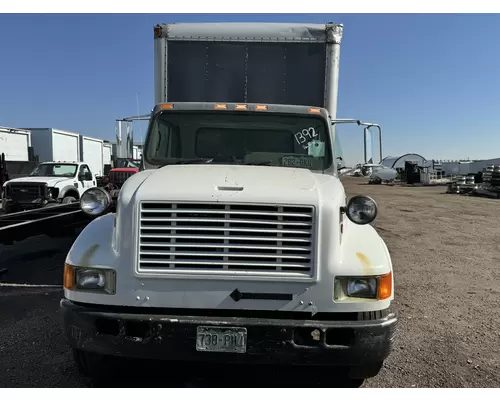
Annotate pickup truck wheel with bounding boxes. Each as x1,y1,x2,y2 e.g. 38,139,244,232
62,196,77,204
2,203,17,214
72,349,119,380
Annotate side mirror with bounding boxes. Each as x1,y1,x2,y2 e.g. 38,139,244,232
84,172,93,181
336,156,344,170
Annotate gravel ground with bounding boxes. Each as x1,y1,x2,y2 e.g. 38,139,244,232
1,177,499,387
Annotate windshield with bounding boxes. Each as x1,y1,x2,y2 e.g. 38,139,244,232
116,159,140,168
145,111,333,171
30,163,77,177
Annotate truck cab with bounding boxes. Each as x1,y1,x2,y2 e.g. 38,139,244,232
62,102,396,383
107,158,141,185
100,158,141,209
61,21,396,385
1,161,96,213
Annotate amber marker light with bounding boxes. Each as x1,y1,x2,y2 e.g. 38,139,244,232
308,107,322,114
214,104,228,110
160,103,174,110
64,263,74,290
377,272,393,300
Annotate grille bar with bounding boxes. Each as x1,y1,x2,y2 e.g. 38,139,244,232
137,202,315,278
141,250,311,259
140,233,312,242
140,226,311,234
141,217,312,227
140,242,311,251
140,259,310,267
140,208,312,218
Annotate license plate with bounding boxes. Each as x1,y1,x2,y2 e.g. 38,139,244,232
196,326,247,353
282,155,313,168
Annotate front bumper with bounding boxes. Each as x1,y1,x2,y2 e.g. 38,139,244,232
2,196,55,210
61,299,397,370
3,197,42,208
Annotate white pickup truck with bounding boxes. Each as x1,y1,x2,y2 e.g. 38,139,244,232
1,161,96,214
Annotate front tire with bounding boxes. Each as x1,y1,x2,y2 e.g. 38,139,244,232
343,377,365,388
62,195,77,204
348,362,383,380
72,349,119,380
2,203,18,214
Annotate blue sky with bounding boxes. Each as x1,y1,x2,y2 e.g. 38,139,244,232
1,13,499,165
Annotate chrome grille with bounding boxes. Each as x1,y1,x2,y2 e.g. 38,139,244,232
109,171,134,186
7,183,47,202
137,202,315,278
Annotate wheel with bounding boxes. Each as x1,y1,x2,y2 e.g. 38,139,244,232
62,196,77,204
324,367,366,387
348,362,383,380
2,203,17,214
46,226,76,238
72,349,119,380
343,377,365,388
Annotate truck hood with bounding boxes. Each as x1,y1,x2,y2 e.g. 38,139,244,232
131,164,343,206
3,176,71,187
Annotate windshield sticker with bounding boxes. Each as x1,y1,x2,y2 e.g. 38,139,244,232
294,127,319,149
282,154,314,168
307,140,325,158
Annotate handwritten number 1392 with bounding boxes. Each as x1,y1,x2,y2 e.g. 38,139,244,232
294,127,318,145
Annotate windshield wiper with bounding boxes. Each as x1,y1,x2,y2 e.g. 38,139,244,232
160,158,209,166
159,158,272,166
240,161,272,166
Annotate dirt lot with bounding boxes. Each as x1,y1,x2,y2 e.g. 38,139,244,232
345,177,500,388
0,177,499,387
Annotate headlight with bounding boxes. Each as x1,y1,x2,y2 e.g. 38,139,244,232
49,187,59,199
347,278,377,298
345,195,377,225
335,272,392,301
76,269,106,289
80,187,111,217
64,264,116,294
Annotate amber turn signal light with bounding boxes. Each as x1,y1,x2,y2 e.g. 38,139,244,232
377,272,392,300
64,263,74,290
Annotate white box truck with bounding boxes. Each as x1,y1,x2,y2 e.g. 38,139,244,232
0,126,32,162
132,145,142,160
29,128,80,163
80,135,104,177
62,22,397,385
102,142,113,173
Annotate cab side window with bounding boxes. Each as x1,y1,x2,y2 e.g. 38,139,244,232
79,165,92,180
334,131,345,169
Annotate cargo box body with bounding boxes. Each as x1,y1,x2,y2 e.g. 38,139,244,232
153,22,343,119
